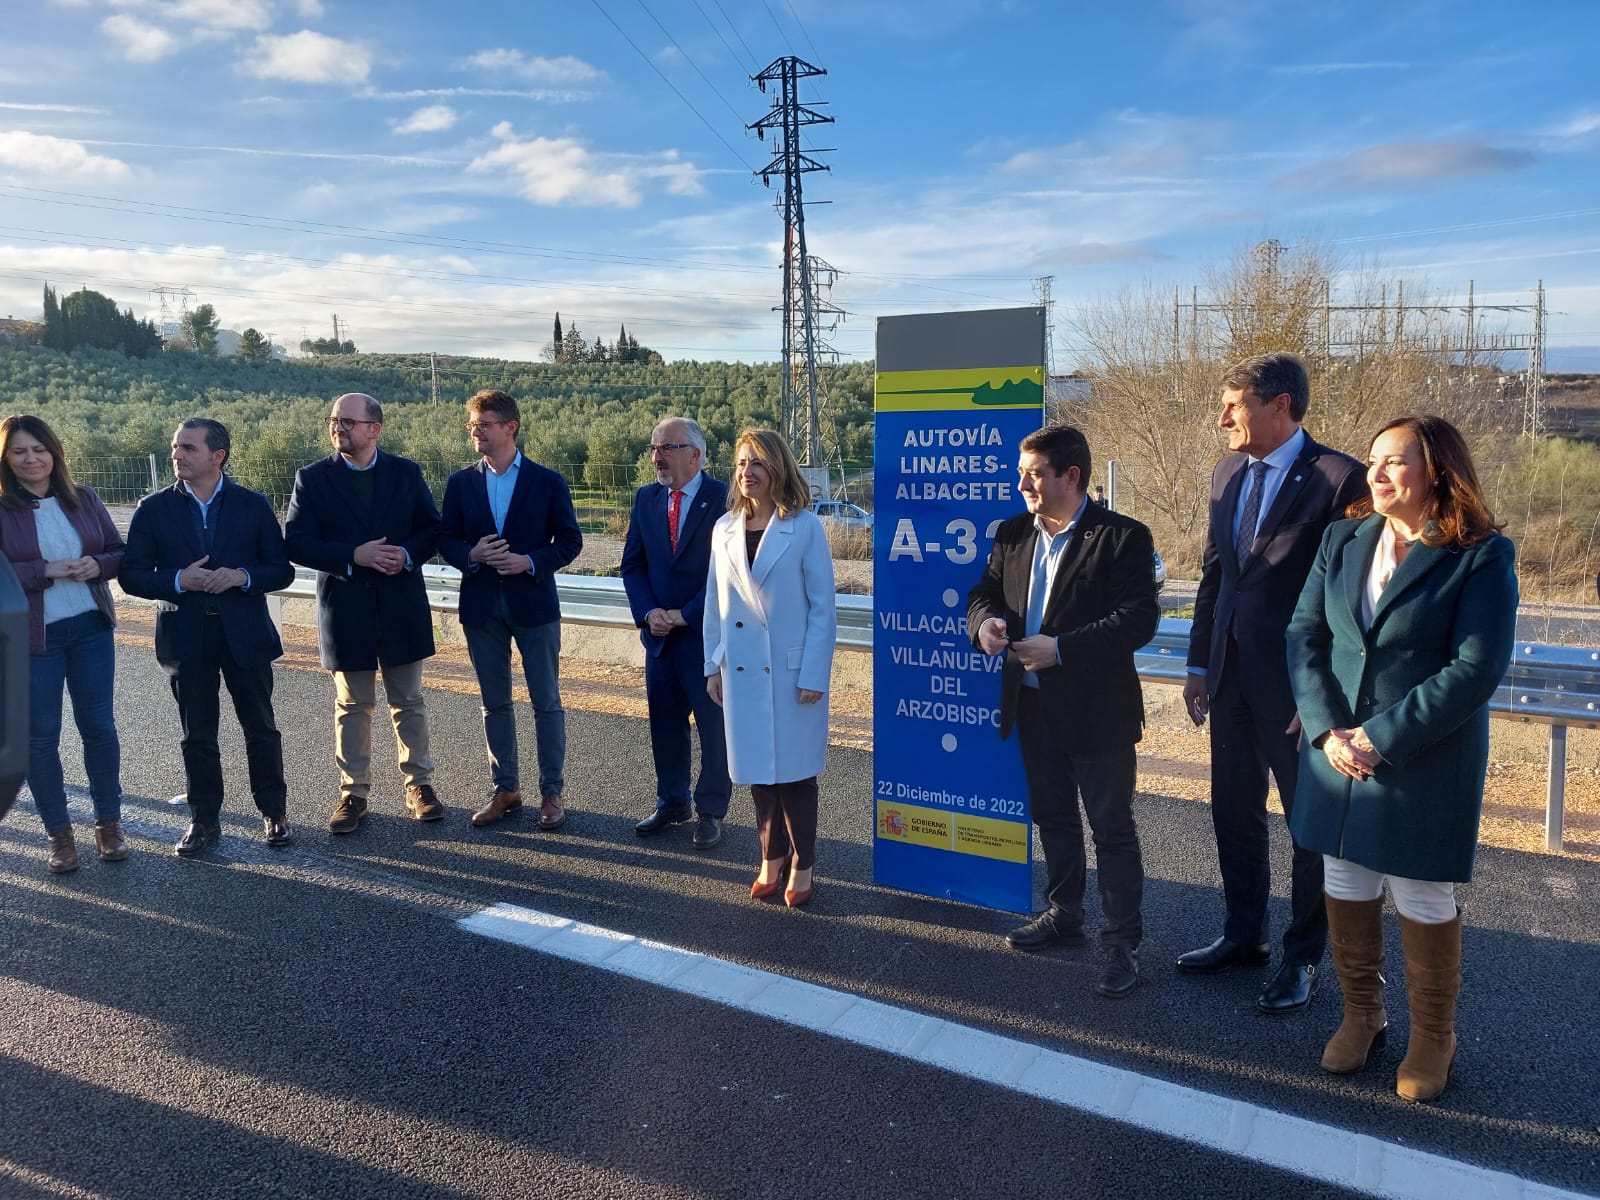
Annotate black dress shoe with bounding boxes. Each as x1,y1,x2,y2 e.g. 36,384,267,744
691,815,723,849
175,821,220,858
635,807,691,836
1257,962,1319,1014
1005,912,1088,951
262,816,294,848
1096,945,1140,998
1174,936,1273,974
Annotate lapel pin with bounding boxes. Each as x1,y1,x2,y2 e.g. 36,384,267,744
1294,474,1302,482
1082,529,1095,541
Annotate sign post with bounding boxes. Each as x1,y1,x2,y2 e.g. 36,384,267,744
871,307,1045,912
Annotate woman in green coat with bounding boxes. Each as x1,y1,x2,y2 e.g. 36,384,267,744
1286,415,1517,1103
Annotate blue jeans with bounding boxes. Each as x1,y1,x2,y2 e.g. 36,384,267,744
29,610,122,834
464,598,564,796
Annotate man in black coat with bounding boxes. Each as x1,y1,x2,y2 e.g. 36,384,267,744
968,423,1160,998
621,417,731,849
1179,352,1368,1014
285,392,444,834
121,418,296,857
439,389,582,831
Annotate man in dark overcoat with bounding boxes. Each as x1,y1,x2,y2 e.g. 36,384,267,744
285,392,444,833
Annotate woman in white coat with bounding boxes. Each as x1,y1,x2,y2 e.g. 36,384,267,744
705,428,837,907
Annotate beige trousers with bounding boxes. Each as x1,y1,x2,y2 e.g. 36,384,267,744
334,660,433,799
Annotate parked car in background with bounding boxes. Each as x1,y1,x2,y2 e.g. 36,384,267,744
812,499,873,530
1153,549,1168,593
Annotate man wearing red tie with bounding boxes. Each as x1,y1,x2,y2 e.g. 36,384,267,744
621,417,731,849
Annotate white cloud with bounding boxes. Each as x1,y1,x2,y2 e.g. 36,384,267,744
0,130,131,179
468,122,705,208
471,123,636,206
1277,138,1536,190
1547,111,1600,140
294,0,324,15
463,48,601,85
242,29,371,83
0,102,108,113
167,0,272,31
391,104,457,135
101,13,179,61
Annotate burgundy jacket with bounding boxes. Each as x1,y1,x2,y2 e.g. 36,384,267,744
0,485,124,654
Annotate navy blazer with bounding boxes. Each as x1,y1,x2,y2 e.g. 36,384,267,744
1188,433,1367,712
119,478,294,674
619,473,728,659
438,455,582,630
1287,518,1518,881
967,501,1160,751
284,450,441,671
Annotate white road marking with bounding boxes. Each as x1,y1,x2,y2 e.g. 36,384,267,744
460,901,1593,1200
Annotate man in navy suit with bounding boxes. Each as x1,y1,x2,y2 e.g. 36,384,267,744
621,416,731,849
439,390,582,831
285,392,444,834
120,418,296,857
1178,353,1368,1013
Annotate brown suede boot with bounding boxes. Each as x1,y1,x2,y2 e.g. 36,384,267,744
47,831,80,874
94,820,129,861
1321,896,1388,1073
1396,911,1462,1102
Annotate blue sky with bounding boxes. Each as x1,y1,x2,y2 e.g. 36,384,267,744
2,0,1598,368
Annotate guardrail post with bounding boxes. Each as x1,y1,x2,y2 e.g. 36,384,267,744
1545,724,1567,853
148,453,161,496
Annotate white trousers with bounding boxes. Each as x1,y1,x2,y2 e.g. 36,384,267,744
1322,855,1457,924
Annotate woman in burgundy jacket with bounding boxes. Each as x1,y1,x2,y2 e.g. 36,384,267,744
0,415,126,873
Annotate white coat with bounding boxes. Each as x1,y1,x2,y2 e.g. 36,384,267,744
703,507,837,785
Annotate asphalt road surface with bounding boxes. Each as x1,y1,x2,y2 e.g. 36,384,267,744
2,641,1597,1200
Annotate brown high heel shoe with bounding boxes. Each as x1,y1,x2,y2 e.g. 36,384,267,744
750,877,784,900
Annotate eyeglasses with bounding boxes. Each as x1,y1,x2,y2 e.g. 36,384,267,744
466,420,508,433
649,442,692,453
328,418,377,430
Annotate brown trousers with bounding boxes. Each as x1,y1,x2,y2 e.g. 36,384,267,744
751,776,819,870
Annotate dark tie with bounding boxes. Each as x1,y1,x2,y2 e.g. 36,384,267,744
668,490,684,553
1236,461,1268,570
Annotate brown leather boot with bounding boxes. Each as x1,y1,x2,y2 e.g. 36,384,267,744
94,820,129,861
1321,895,1388,1073
47,831,79,874
1396,911,1462,1102
470,788,522,827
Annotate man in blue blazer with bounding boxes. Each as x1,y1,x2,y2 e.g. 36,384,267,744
285,392,444,834
439,390,582,831
621,417,731,848
1179,353,1368,1014
120,418,296,856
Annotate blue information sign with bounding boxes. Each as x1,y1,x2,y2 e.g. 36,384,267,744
871,308,1045,913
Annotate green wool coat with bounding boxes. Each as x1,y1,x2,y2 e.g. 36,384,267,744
1286,516,1518,882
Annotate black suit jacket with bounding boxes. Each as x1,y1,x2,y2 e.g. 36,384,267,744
284,450,441,671
438,455,582,630
967,501,1160,751
619,474,728,660
120,478,295,675
1187,433,1367,713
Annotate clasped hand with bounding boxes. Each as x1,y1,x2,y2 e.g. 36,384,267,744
354,537,407,576
470,534,533,576
44,555,102,582
646,607,682,637
178,554,247,594
1322,726,1381,782
976,618,1056,671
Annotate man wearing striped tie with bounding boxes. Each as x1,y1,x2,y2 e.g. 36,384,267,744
1178,353,1368,1014
621,417,731,849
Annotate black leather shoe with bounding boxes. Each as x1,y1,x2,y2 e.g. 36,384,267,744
635,807,692,836
262,816,294,848
1005,912,1088,951
691,815,723,849
1096,945,1140,998
1257,962,1319,1014
174,821,220,858
1174,936,1273,974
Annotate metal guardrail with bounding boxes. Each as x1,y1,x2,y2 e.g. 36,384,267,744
274,569,1598,852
